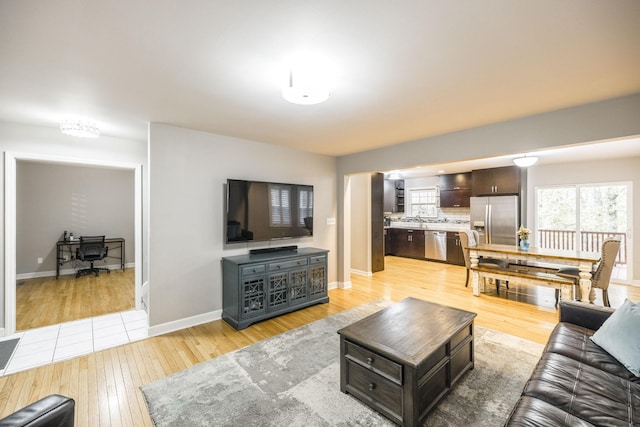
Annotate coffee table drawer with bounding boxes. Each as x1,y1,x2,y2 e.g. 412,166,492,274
344,340,402,384
345,360,403,421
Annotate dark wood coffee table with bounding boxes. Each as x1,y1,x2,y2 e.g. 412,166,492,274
338,297,477,427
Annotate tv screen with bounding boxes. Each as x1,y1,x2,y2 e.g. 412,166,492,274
226,179,314,244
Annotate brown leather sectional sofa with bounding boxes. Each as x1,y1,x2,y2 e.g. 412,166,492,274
505,300,639,425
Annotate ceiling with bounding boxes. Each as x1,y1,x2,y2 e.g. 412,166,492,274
388,136,640,179
1,1,640,159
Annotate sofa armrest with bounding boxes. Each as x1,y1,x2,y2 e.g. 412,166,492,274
558,300,615,331
0,394,75,427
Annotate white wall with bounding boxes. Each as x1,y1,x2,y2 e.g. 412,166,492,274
349,174,370,275
147,124,337,332
335,94,640,284
0,121,147,329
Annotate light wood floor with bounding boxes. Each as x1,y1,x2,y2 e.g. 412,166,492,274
1,256,638,426
16,269,135,331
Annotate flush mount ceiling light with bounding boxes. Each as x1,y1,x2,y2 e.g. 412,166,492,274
282,71,330,105
513,155,538,167
59,119,100,138
282,54,332,105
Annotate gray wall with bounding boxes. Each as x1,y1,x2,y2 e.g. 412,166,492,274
147,123,337,329
0,121,147,330
336,93,640,285
16,161,135,275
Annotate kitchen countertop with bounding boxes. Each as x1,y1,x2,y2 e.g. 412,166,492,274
386,222,470,232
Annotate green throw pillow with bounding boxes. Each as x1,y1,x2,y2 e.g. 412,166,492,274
591,298,640,377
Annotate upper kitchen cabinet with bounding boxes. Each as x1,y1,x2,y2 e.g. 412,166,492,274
439,172,472,207
472,166,521,196
440,172,472,191
383,179,405,213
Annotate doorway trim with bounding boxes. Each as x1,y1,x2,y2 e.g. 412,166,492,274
4,151,143,336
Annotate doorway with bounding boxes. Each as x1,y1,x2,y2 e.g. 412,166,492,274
4,152,143,336
535,181,632,282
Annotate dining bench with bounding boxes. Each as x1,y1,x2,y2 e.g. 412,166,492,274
472,264,576,302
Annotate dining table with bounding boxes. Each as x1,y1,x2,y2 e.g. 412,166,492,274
468,243,601,303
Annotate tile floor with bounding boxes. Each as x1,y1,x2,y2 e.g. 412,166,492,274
0,309,148,376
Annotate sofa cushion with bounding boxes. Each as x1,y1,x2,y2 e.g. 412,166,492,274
506,396,594,426
545,322,640,383
591,298,640,377
521,352,640,426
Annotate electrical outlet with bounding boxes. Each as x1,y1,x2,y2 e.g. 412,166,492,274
326,217,336,225
37,257,43,264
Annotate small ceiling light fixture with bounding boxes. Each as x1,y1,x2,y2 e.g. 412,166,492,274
513,155,538,167
282,53,332,105
59,119,100,138
385,171,402,180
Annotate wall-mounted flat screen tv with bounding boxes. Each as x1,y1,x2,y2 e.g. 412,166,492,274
226,179,314,244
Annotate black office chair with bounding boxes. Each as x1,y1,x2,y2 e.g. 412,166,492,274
76,235,109,277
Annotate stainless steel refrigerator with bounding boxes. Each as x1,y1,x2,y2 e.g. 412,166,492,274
470,195,519,245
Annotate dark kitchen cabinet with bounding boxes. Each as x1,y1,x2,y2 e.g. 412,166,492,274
440,172,472,191
384,229,392,256
440,172,472,207
440,189,472,207
446,232,465,266
383,179,405,213
389,228,425,259
371,173,384,273
472,166,521,196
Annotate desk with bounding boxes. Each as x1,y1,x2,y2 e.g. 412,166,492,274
56,238,125,278
468,244,600,303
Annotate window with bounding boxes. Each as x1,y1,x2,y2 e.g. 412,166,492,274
536,182,631,281
409,187,438,218
269,184,291,227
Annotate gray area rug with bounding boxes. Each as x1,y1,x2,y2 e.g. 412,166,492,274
0,338,20,370
141,300,544,426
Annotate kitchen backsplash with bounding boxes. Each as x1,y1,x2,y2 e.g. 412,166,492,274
439,207,470,223
386,207,470,223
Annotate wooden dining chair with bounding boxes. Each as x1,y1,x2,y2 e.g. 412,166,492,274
459,230,510,292
555,238,621,306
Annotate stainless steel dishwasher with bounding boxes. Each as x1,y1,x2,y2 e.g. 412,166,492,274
425,231,447,261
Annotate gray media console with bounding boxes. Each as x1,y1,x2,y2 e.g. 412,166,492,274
222,247,329,330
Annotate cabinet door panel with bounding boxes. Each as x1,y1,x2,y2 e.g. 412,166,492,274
268,272,289,310
440,189,471,207
240,276,266,318
493,166,520,194
440,173,472,191
472,166,520,195
309,265,327,299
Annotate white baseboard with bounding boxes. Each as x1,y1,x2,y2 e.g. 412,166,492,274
337,280,352,289
350,269,372,277
17,263,135,281
148,309,222,337
328,281,338,290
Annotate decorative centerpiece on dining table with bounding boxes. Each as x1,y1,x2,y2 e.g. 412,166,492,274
518,226,531,251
